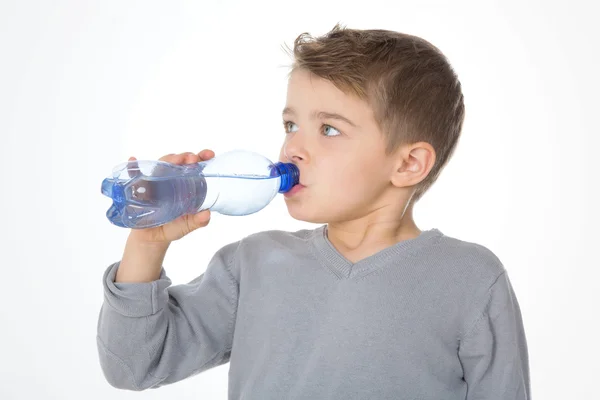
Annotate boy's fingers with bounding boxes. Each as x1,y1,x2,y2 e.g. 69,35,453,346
128,151,206,180
158,151,211,165
159,153,199,165
158,153,176,163
127,156,142,178
184,152,199,164
198,149,215,160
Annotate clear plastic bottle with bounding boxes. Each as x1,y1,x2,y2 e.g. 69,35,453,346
100,150,300,229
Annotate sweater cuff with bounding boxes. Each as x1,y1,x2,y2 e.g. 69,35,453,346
102,261,172,317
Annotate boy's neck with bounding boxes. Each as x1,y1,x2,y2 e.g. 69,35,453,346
325,204,421,264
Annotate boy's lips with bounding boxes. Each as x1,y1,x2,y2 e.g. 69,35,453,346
284,183,306,197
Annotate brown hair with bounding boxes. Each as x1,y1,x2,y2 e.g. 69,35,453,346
285,24,465,203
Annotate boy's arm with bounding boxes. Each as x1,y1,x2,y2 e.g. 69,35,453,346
114,232,170,283
458,271,531,399
96,240,241,391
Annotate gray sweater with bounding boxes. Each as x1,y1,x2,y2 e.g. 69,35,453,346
97,225,530,399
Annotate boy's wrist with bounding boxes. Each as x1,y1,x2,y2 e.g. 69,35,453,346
127,231,171,251
116,234,170,283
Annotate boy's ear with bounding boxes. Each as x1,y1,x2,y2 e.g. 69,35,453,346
390,142,436,188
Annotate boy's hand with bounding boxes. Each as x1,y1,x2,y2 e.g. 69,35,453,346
127,150,215,245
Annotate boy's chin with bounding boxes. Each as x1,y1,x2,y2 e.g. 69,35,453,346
284,203,329,224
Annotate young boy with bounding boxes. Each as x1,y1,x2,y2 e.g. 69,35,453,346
97,25,530,399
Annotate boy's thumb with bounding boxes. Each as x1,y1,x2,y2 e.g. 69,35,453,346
184,210,211,234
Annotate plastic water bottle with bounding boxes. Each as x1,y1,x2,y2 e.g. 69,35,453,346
100,149,300,229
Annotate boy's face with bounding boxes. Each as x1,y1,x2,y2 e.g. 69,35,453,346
279,68,398,224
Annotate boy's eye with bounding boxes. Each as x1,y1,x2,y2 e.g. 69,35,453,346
322,125,341,137
283,121,341,138
284,121,299,133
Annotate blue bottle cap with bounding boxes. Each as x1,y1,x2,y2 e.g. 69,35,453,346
273,162,300,193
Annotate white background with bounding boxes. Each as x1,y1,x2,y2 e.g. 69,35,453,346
1,0,598,398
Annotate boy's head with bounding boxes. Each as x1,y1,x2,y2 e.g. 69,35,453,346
279,24,464,225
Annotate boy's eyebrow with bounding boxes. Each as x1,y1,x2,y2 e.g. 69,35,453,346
282,107,358,128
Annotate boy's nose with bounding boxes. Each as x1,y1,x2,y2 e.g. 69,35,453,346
283,146,297,162
283,141,308,164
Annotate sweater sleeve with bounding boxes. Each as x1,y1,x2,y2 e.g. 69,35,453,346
96,240,241,391
458,271,531,399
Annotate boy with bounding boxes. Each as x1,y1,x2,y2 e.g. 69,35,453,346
97,25,530,399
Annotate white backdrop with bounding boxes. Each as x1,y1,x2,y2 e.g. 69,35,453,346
1,0,598,399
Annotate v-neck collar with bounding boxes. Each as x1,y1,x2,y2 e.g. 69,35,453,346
308,224,444,279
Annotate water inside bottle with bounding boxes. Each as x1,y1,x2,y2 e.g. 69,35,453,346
202,174,282,216
103,173,282,228
103,174,207,228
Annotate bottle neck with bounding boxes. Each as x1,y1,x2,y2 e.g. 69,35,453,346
274,162,300,193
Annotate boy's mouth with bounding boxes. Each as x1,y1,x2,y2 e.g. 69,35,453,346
284,184,306,198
